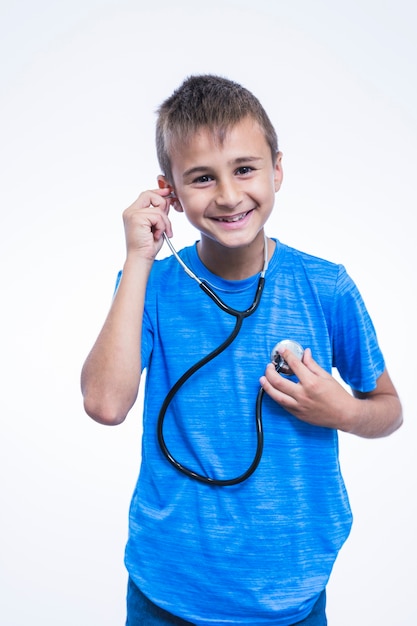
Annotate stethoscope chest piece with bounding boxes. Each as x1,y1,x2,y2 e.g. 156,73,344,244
271,339,304,376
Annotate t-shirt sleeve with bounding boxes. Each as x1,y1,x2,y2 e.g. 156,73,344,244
331,266,385,392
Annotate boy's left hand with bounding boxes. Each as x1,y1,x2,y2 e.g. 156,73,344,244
259,347,354,430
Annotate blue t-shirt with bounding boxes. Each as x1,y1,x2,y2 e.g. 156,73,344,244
124,239,385,625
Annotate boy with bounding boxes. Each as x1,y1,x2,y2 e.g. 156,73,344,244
81,75,402,625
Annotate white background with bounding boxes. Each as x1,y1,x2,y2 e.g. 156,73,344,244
1,1,416,624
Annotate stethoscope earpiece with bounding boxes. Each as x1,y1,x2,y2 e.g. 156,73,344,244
271,339,304,376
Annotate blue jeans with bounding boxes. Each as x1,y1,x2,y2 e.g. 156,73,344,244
125,578,327,625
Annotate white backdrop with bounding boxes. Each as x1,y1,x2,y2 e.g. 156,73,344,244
1,1,416,624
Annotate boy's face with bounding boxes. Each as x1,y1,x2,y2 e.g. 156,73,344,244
160,117,283,255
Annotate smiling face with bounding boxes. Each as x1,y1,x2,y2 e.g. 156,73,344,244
160,116,283,275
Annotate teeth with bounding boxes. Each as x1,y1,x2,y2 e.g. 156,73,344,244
217,212,248,223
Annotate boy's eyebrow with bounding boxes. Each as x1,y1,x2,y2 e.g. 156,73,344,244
182,156,263,179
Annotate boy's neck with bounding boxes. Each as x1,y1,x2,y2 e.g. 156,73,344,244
197,232,275,281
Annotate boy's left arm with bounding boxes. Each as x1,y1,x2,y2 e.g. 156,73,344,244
260,347,403,438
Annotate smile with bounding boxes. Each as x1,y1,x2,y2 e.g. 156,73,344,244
215,210,252,223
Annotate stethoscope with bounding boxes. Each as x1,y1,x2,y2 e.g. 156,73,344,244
157,233,304,487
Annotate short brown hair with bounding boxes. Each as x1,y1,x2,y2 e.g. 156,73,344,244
156,74,278,183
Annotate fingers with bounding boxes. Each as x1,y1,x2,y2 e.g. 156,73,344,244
278,346,326,379
125,188,173,220
259,346,311,405
259,346,338,425
261,362,296,389
259,363,299,408
123,188,175,258
301,347,326,376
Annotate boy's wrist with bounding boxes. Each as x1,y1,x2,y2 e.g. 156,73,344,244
122,252,155,281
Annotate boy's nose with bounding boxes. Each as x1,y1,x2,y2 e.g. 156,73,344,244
215,180,242,209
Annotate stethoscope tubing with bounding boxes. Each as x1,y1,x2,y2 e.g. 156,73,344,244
157,277,266,486
157,234,269,486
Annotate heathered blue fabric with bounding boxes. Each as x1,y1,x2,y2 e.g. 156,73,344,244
124,239,385,625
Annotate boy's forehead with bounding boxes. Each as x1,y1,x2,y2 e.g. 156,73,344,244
169,118,269,160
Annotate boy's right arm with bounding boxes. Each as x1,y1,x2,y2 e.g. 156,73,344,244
80,188,173,425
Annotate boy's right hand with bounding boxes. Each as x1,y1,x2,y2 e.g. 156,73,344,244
122,188,174,261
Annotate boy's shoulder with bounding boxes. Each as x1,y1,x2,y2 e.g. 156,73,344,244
273,239,345,280
273,240,354,300
277,239,341,268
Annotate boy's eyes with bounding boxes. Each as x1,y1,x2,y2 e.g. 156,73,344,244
192,166,254,184
193,174,213,184
235,166,254,176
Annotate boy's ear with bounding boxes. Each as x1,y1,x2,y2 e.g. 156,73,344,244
273,152,284,192
157,175,183,212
